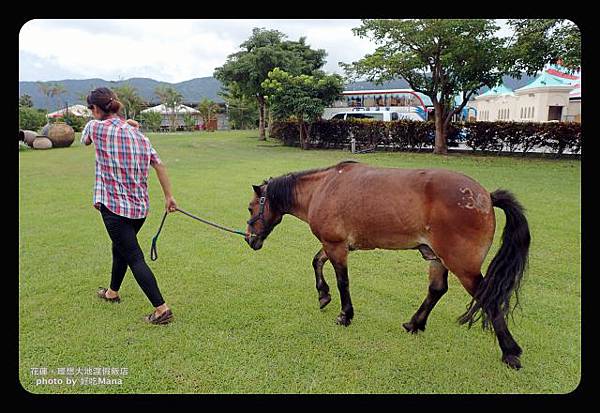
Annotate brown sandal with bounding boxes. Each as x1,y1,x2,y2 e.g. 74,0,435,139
144,309,173,325
97,287,121,303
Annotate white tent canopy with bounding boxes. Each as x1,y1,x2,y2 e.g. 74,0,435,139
47,104,92,118
141,104,200,115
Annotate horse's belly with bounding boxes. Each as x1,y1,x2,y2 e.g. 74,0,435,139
348,226,424,251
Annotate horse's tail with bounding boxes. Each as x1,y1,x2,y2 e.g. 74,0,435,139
458,189,531,330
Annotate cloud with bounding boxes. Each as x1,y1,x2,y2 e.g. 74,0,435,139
19,19,513,83
19,19,375,82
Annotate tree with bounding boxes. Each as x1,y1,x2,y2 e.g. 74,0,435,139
155,86,183,132
19,94,33,108
218,83,259,130
507,19,581,74
262,68,344,149
36,82,51,113
342,19,515,155
197,98,219,131
49,83,66,110
182,112,198,131
114,85,144,120
141,111,163,132
214,28,327,140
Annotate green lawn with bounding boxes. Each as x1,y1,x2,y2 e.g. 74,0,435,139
19,130,580,394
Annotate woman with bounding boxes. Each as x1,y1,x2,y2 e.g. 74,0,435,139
82,87,176,325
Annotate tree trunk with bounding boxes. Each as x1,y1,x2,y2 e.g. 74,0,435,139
298,119,305,149
433,103,448,155
303,121,310,150
267,105,273,138
257,96,266,140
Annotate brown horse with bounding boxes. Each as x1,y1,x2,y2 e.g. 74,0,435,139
245,161,530,369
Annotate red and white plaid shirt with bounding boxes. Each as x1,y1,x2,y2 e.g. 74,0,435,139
82,116,162,219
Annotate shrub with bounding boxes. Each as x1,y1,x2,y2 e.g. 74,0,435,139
270,119,582,155
19,107,47,131
270,121,300,146
542,122,582,156
56,115,88,132
140,112,163,132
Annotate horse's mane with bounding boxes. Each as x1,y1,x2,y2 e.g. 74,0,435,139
263,160,359,214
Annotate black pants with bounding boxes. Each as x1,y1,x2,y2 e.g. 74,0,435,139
99,204,165,307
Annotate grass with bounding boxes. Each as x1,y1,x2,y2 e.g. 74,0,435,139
19,130,580,394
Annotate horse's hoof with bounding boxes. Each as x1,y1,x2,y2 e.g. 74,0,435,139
402,321,425,334
335,314,352,327
502,354,522,370
319,294,331,309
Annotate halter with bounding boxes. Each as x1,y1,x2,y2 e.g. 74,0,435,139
247,195,266,227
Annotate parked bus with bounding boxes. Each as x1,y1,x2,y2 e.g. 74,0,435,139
323,89,434,121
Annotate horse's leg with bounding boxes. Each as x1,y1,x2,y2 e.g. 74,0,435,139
456,272,523,370
322,242,353,326
402,260,448,334
312,248,332,309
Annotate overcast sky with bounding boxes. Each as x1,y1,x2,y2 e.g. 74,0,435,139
19,19,512,83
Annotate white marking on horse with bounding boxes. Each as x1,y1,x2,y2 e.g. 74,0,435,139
458,187,490,213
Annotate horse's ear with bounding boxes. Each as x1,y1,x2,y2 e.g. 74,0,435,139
252,185,262,195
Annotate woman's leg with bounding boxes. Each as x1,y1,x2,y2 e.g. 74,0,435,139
109,243,128,293
100,206,166,308
106,217,146,298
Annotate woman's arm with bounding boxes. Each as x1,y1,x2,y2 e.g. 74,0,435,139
81,120,94,145
152,163,178,212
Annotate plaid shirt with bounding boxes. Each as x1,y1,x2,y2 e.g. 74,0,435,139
81,117,162,219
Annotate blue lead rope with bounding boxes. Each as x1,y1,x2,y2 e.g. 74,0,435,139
150,207,246,261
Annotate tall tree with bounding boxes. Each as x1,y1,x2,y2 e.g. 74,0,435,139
155,86,183,132
197,98,220,131
49,83,66,110
218,83,259,130
214,28,326,140
36,82,51,113
114,85,144,120
19,94,33,108
507,19,581,74
262,68,344,149
342,19,514,155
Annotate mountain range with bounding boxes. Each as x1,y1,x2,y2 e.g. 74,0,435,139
19,75,537,111
19,77,224,111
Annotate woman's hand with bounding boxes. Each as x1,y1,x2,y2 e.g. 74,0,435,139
126,119,140,128
165,195,178,213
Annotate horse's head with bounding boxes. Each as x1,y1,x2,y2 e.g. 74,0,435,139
245,182,283,250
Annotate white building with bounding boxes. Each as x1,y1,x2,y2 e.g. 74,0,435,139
47,104,92,119
141,104,202,130
472,66,581,123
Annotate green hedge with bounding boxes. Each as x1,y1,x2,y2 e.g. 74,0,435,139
270,119,581,155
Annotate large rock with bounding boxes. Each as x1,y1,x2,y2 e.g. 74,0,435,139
32,137,53,150
41,122,75,148
19,130,38,147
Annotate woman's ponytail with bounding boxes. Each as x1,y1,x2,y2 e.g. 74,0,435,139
105,98,123,114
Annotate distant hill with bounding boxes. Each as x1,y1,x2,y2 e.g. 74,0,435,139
19,74,538,111
19,77,225,111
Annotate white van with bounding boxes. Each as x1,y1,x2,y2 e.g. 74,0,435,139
329,110,424,122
